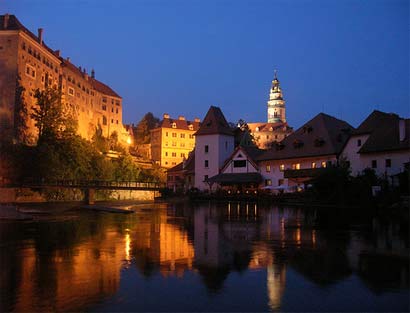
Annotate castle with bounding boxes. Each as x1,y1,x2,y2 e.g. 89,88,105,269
0,14,129,145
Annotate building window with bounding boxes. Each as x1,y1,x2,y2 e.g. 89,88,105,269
266,165,271,172
205,145,209,153
165,152,168,156
279,164,285,171
180,153,185,158
321,161,327,168
180,143,185,147
172,122,177,128
165,132,168,137
372,160,377,168
292,163,301,170
233,160,246,168
188,125,193,130
205,160,209,168
311,162,316,169
111,119,114,124
102,116,107,125
189,134,194,139
172,133,177,137
172,142,176,146
265,179,272,186
172,152,176,157
68,87,74,96
204,175,208,181
180,133,185,138
357,139,362,147
25,64,36,78
225,141,228,150
102,97,107,103
278,179,284,186
386,159,391,168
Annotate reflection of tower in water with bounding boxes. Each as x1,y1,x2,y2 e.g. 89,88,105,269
267,262,286,311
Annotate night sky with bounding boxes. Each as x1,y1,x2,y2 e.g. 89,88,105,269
2,0,409,128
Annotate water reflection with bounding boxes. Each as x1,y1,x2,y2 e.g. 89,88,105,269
0,202,408,312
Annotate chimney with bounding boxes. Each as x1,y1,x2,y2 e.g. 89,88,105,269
55,50,61,57
178,115,185,121
3,14,10,29
38,28,43,45
194,118,200,123
399,119,406,141
66,57,70,62
91,69,95,78
163,113,170,119
78,66,82,72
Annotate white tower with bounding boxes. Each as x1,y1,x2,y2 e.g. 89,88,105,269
267,70,286,123
194,106,235,191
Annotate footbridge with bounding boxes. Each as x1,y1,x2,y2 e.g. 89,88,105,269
19,179,166,204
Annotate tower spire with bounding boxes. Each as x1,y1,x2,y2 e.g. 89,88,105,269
267,71,286,123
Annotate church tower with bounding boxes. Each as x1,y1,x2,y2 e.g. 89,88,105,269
267,71,286,123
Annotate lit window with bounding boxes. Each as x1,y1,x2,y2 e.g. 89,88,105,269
292,163,300,170
321,161,326,168
279,164,285,171
266,165,271,172
265,179,272,186
311,162,316,168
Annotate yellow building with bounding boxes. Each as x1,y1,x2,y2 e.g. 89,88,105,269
0,14,129,145
150,114,200,168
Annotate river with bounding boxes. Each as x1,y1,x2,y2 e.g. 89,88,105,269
0,201,408,312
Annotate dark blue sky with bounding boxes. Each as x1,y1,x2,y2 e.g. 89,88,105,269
3,0,409,128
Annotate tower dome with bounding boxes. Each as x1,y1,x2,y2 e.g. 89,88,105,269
267,70,286,123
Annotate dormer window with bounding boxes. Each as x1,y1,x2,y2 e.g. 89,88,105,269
269,127,273,131
188,124,193,130
172,122,177,128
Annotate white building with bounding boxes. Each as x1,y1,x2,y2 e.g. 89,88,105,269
258,113,353,190
194,106,235,191
341,110,410,179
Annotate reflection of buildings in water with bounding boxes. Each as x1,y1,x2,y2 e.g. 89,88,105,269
249,243,287,311
131,209,194,277
3,228,126,312
347,218,409,290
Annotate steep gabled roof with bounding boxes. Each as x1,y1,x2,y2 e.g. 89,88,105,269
258,113,354,161
195,106,234,136
353,111,410,154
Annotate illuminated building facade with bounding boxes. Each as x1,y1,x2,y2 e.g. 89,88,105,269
0,14,129,145
150,114,200,168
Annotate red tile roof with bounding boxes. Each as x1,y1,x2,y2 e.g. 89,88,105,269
258,113,354,161
159,117,200,131
195,106,234,136
353,110,410,154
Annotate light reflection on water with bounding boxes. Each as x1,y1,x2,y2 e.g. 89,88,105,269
0,201,408,312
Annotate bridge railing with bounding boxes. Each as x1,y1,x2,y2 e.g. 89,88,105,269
22,179,166,189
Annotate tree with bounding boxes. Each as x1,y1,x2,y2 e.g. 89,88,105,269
31,87,77,142
134,112,160,144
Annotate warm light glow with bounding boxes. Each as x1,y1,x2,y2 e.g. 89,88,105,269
126,137,132,145
125,233,131,261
